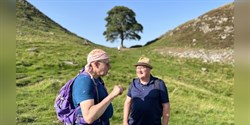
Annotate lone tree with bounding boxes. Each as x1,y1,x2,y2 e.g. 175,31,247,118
103,6,143,48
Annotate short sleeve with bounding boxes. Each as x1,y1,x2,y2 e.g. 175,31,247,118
159,80,169,103
127,82,133,97
72,75,95,105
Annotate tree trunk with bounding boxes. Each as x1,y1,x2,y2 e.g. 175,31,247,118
120,31,124,48
121,39,124,48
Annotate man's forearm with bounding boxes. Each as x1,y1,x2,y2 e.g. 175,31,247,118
162,114,169,125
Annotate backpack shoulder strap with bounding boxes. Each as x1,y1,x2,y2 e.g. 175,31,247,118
91,78,100,103
76,70,100,103
129,78,137,89
154,78,161,90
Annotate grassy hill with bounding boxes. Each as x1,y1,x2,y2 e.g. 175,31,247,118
146,3,234,50
143,3,234,65
16,0,234,124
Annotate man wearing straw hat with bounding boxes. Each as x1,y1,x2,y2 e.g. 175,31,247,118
123,56,170,125
72,49,124,125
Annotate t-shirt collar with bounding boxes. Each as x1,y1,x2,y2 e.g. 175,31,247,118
135,75,155,86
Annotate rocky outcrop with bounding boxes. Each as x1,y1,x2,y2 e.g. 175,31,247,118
155,48,234,65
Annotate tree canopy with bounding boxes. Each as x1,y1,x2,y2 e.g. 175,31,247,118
103,6,143,48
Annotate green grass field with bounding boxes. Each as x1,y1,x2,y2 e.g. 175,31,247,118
16,31,233,124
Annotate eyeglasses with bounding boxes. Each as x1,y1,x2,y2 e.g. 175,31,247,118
136,66,148,70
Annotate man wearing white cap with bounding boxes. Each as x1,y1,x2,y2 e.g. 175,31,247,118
123,56,170,125
72,49,124,125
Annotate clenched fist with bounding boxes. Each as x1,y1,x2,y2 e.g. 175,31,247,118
110,85,125,98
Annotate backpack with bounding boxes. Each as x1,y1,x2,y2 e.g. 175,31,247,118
54,68,99,125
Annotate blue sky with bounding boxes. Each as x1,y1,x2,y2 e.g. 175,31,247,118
27,0,233,48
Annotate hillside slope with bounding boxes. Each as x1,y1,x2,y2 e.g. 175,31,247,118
16,0,92,45
147,3,234,49
16,0,104,87
144,3,234,64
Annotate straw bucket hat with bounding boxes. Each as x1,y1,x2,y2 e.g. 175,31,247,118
134,56,153,69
